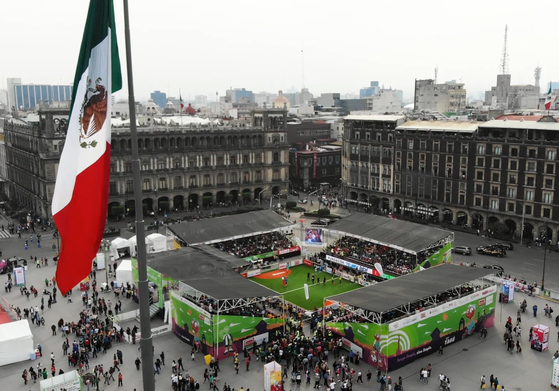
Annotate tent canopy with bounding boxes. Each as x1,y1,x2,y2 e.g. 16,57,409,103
169,210,294,246
146,233,167,252
327,264,491,314
0,319,34,366
111,237,131,249
326,212,451,254
147,247,277,300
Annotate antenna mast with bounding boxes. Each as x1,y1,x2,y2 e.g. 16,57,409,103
434,67,438,84
301,49,305,89
534,66,542,87
500,24,509,74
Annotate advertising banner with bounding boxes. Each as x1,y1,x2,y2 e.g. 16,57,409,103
325,254,396,280
552,357,559,387
327,285,497,371
278,246,301,256
264,361,283,391
13,267,25,287
303,259,314,267
170,292,214,356
418,242,452,270
305,228,324,245
132,258,174,308
243,251,275,262
213,314,284,359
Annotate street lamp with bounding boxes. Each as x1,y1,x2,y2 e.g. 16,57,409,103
519,201,526,245
542,225,549,291
258,186,270,206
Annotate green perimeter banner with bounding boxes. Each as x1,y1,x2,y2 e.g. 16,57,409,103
327,284,496,371
171,292,214,356
243,251,275,262
415,242,452,271
170,292,285,359
131,258,178,308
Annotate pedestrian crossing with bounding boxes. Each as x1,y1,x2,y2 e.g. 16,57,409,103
0,230,12,239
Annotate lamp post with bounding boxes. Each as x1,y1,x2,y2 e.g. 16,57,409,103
542,226,549,291
519,201,526,245
258,186,270,206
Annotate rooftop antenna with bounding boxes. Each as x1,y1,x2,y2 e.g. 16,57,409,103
500,24,509,74
434,67,438,84
301,47,305,89
534,66,542,87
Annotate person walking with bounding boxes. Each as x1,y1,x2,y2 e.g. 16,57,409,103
246,356,250,371
118,372,123,387
160,351,165,365
480,375,486,389
134,357,141,370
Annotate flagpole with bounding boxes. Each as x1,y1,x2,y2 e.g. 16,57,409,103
180,89,183,125
123,1,156,390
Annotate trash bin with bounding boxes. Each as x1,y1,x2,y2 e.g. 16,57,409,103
30,351,36,360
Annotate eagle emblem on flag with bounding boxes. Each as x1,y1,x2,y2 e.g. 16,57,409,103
79,77,108,148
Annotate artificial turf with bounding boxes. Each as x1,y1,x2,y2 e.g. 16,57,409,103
250,265,361,310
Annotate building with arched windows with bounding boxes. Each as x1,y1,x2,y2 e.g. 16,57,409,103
3,108,290,221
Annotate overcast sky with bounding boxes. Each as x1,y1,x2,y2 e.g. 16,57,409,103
1,0,557,102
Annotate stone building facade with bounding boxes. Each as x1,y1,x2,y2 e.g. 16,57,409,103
4,108,290,220
343,115,559,244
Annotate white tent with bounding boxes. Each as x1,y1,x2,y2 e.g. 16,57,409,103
146,233,167,253
0,319,34,365
110,237,131,260
116,259,133,286
129,234,167,256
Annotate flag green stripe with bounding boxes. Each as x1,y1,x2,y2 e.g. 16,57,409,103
69,0,122,117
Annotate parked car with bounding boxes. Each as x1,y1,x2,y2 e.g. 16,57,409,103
311,219,331,226
299,199,308,204
476,246,506,257
451,246,472,255
494,242,514,251
483,264,505,273
0,257,28,274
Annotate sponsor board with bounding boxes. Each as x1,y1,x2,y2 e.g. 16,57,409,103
278,246,301,255
303,259,314,267
246,269,261,278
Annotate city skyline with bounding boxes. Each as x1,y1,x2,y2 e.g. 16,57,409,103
1,0,556,103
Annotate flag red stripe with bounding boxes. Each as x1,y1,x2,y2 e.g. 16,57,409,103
54,144,111,294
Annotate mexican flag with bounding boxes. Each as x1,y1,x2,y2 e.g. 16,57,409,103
180,94,184,110
545,85,554,110
52,0,122,294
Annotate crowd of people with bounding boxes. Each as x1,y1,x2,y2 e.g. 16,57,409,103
214,231,294,259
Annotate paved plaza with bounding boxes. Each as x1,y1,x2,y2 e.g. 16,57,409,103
0,210,557,391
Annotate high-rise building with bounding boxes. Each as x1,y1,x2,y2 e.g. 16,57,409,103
414,79,466,113
194,95,207,108
150,90,167,108
484,75,539,110
360,81,380,99
226,88,254,104
6,78,72,111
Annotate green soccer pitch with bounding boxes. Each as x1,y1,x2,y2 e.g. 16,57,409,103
249,265,362,310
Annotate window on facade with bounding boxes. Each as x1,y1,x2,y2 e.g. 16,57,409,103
490,199,499,210
476,171,483,180
189,175,197,186
461,143,469,154
376,133,382,142
272,169,280,180
158,178,167,189
158,161,165,169
493,146,502,156
126,180,133,193
230,172,237,183
109,182,117,195
273,152,280,163
528,149,537,159
217,173,224,185
433,142,439,152
322,169,327,175
510,147,518,157
476,144,485,155
230,155,237,165
189,159,195,168
525,204,533,215
420,141,426,150
509,160,517,170
461,157,467,165
203,158,210,167
173,159,181,168
174,176,182,188
203,174,211,186
507,187,516,198
475,184,483,193
492,172,500,182
525,190,534,201
124,162,132,172
432,163,439,175
509,174,517,184
526,177,535,187
396,139,402,148
408,140,414,149
243,172,250,183
446,156,453,163
543,193,553,204
546,149,556,160
142,179,151,190
546,163,555,174
243,155,249,164
476,157,484,167
141,163,150,171
492,159,500,169
545,178,553,189
475,197,482,206
365,132,370,141
355,132,360,140
217,156,224,166
447,143,454,153
507,202,515,212
491,185,499,196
